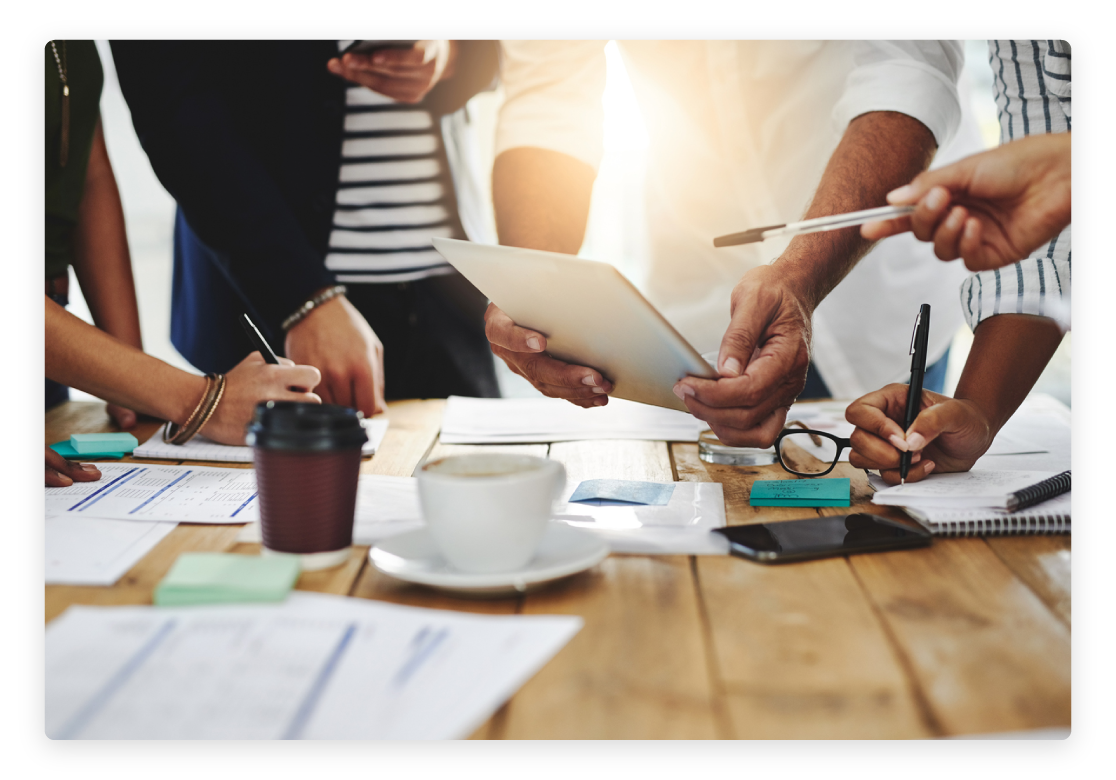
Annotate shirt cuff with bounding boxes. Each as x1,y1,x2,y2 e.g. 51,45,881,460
833,58,962,148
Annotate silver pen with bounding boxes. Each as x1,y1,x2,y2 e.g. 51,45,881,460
713,204,915,247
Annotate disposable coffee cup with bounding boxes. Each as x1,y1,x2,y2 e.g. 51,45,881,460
417,454,566,574
247,401,367,571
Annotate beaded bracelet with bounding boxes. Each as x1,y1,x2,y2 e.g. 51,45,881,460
281,284,348,332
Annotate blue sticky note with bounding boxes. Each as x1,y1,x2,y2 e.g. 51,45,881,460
569,479,676,506
50,440,128,460
749,478,850,507
70,432,138,454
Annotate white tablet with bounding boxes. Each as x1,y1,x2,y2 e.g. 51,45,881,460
432,237,717,412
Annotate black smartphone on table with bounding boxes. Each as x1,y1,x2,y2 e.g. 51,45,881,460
713,513,931,564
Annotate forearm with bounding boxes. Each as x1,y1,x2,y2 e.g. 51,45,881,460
953,313,1064,435
70,121,143,349
775,111,938,309
46,297,202,424
493,147,596,253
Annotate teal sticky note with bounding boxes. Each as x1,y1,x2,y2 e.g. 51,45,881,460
69,433,138,455
50,440,128,460
154,552,301,607
749,478,850,507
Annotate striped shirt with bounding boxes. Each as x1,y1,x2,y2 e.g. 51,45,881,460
326,42,460,283
960,40,1071,330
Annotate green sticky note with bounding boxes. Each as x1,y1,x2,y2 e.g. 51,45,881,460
154,553,301,607
69,433,138,455
50,440,128,459
749,478,850,507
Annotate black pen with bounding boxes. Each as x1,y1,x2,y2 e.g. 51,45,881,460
240,313,280,364
900,304,931,484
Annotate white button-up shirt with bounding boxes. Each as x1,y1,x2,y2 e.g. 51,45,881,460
496,40,981,398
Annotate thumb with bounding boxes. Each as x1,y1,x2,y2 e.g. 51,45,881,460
903,402,960,452
888,158,975,206
717,307,764,379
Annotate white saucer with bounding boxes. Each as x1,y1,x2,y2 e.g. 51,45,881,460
369,523,609,597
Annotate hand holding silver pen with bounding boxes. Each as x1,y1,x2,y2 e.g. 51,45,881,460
713,205,916,247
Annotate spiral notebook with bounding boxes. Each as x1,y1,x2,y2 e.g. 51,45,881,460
902,492,1070,537
132,418,389,463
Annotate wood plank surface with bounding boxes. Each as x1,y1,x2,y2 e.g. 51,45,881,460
850,537,1071,735
363,399,445,477
986,535,1071,627
43,400,1072,739
673,443,931,738
502,440,719,739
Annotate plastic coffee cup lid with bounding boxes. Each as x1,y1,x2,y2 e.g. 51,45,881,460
246,401,368,452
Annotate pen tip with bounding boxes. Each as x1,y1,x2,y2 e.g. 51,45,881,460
900,478,905,485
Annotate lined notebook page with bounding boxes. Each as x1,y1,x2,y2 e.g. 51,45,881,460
133,418,389,462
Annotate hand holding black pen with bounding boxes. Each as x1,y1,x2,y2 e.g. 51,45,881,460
900,304,931,483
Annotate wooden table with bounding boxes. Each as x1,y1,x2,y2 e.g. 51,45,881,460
45,399,1071,739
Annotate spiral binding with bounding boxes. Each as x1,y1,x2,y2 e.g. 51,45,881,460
1008,470,1071,512
938,514,1071,538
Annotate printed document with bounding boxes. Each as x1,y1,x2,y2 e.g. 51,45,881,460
46,514,177,586
440,395,705,444
46,591,581,739
239,475,423,545
47,462,259,524
133,417,389,462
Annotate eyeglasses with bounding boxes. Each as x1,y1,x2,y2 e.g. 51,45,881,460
774,421,852,478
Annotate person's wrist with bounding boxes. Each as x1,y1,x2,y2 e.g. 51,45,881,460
949,396,997,458
283,286,348,333
168,372,209,426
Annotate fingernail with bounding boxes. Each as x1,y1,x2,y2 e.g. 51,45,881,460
673,384,685,401
923,461,936,474
888,434,908,452
677,384,695,399
594,397,607,406
56,474,73,486
527,337,541,351
80,463,100,472
721,357,742,377
581,375,597,387
905,432,926,450
591,386,606,394
926,188,948,210
887,185,913,203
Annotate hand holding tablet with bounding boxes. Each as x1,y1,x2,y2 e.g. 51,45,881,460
434,238,715,413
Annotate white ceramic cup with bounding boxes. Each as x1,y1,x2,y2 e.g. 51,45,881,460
417,453,566,574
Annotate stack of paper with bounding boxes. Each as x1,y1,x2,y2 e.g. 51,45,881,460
439,395,705,444
46,591,582,739
133,417,389,462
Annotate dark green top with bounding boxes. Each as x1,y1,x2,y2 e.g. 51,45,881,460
45,40,103,280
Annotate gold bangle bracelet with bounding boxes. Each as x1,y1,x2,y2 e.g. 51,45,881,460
190,373,227,443
172,373,224,445
163,374,214,445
